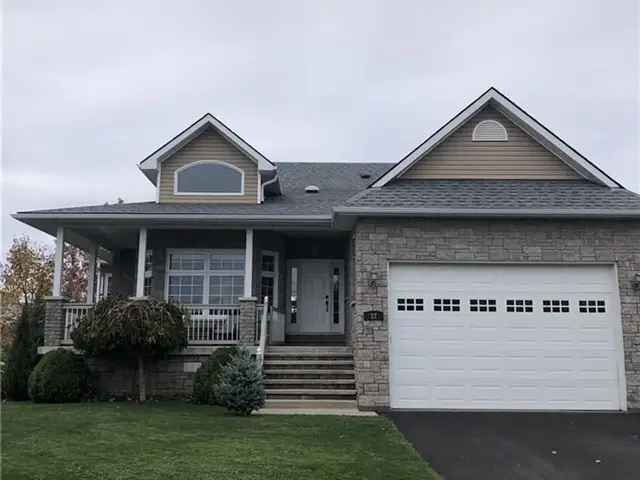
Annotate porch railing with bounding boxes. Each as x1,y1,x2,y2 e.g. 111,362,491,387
63,303,93,342
62,303,241,345
182,305,240,345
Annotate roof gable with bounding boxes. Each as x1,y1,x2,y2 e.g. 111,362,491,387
401,105,582,180
372,88,620,188
138,113,275,185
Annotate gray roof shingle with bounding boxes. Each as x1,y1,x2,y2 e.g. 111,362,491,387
340,179,640,212
18,163,391,216
16,164,640,218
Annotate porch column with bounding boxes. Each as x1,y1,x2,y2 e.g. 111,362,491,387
52,226,65,297
134,227,148,298
86,242,97,303
238,296,257,346
244,228,254,297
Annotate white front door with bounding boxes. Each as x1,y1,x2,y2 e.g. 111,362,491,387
389,263,626,411
287,259,344,335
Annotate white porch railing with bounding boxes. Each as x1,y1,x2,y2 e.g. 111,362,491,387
63,303,93,342
62,303,241,345
183,305,240,345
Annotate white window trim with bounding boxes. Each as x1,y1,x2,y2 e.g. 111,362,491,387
164,249,246,305
472,119,508,141
173,160,245,196
260,250,279,308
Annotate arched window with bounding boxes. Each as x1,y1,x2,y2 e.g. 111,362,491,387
174,161,244,195
472,119,508,142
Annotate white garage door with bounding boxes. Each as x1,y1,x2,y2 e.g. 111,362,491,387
389,264,625,411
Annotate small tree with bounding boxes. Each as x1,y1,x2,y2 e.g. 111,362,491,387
2,302,44,400
215,349,265,415
0,236,53,306
71,297,187,402
193,346,238,404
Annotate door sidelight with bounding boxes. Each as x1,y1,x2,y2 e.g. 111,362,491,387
325,295,329,312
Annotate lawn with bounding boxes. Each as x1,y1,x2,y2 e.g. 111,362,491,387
1,402,438,480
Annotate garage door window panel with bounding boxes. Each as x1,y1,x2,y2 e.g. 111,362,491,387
507,299,533,313
543,300,570,313
434,298,460,312
470,299,496,312
397,298,424,312
579,300,606,313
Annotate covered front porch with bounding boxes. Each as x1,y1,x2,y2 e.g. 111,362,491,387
44,224,352,351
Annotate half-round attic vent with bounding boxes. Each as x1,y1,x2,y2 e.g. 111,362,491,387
472,119,508,141
305,185,319,193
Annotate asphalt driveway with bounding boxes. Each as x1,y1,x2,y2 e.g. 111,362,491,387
387,412,640,480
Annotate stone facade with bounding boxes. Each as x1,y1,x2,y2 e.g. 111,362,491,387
239,297,257,345
351,218,640,410
43,297,66,346
88,354,210,399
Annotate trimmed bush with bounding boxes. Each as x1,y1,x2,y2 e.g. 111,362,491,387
2,302,44,400
28,349,93,403
215,348,265,415
71,296,187,402
192,346,239,404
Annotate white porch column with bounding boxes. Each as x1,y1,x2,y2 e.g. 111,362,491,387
86,243,97,303
52,226,65,297
135,227,148,298
244,228,254,297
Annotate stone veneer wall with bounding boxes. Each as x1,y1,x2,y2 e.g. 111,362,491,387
88,354,210,399
351,218,640,410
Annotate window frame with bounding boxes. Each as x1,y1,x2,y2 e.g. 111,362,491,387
173,160,245,196
260,250,279,308
164,249,245,305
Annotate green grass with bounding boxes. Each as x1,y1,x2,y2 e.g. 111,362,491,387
1,401,438,480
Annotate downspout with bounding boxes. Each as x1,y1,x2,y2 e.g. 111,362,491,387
261,172,279,203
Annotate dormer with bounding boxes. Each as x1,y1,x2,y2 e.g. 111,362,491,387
138,114,279,203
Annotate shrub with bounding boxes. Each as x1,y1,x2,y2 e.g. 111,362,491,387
28,349,93,403
193,346,238,404
72,297,187,402
215,348,265,415
2,302,44,400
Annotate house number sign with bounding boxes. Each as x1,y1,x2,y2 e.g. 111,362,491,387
363,310,384,322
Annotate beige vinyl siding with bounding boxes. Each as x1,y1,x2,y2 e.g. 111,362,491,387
159,127,259,203
402,105,581,180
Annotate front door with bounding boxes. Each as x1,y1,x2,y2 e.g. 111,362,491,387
286,259,344,335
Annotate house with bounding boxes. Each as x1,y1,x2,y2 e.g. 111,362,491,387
14,87,640,411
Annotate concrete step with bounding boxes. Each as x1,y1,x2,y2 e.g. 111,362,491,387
264,399,358,410
263,359,354,368
264,369,355,375
266,388,357,397
265,379,356,390
264,369,355,380
267,346,353,355
265,353,354,361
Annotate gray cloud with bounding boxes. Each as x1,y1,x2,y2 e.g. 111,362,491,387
2,0,638,253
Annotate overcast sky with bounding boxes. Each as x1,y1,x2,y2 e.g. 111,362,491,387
2,0,638,255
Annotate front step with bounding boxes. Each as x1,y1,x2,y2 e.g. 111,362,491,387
264,369,355,377
263,345,357,403
264,399,357,410
266,389,357,400
264,359,354,367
